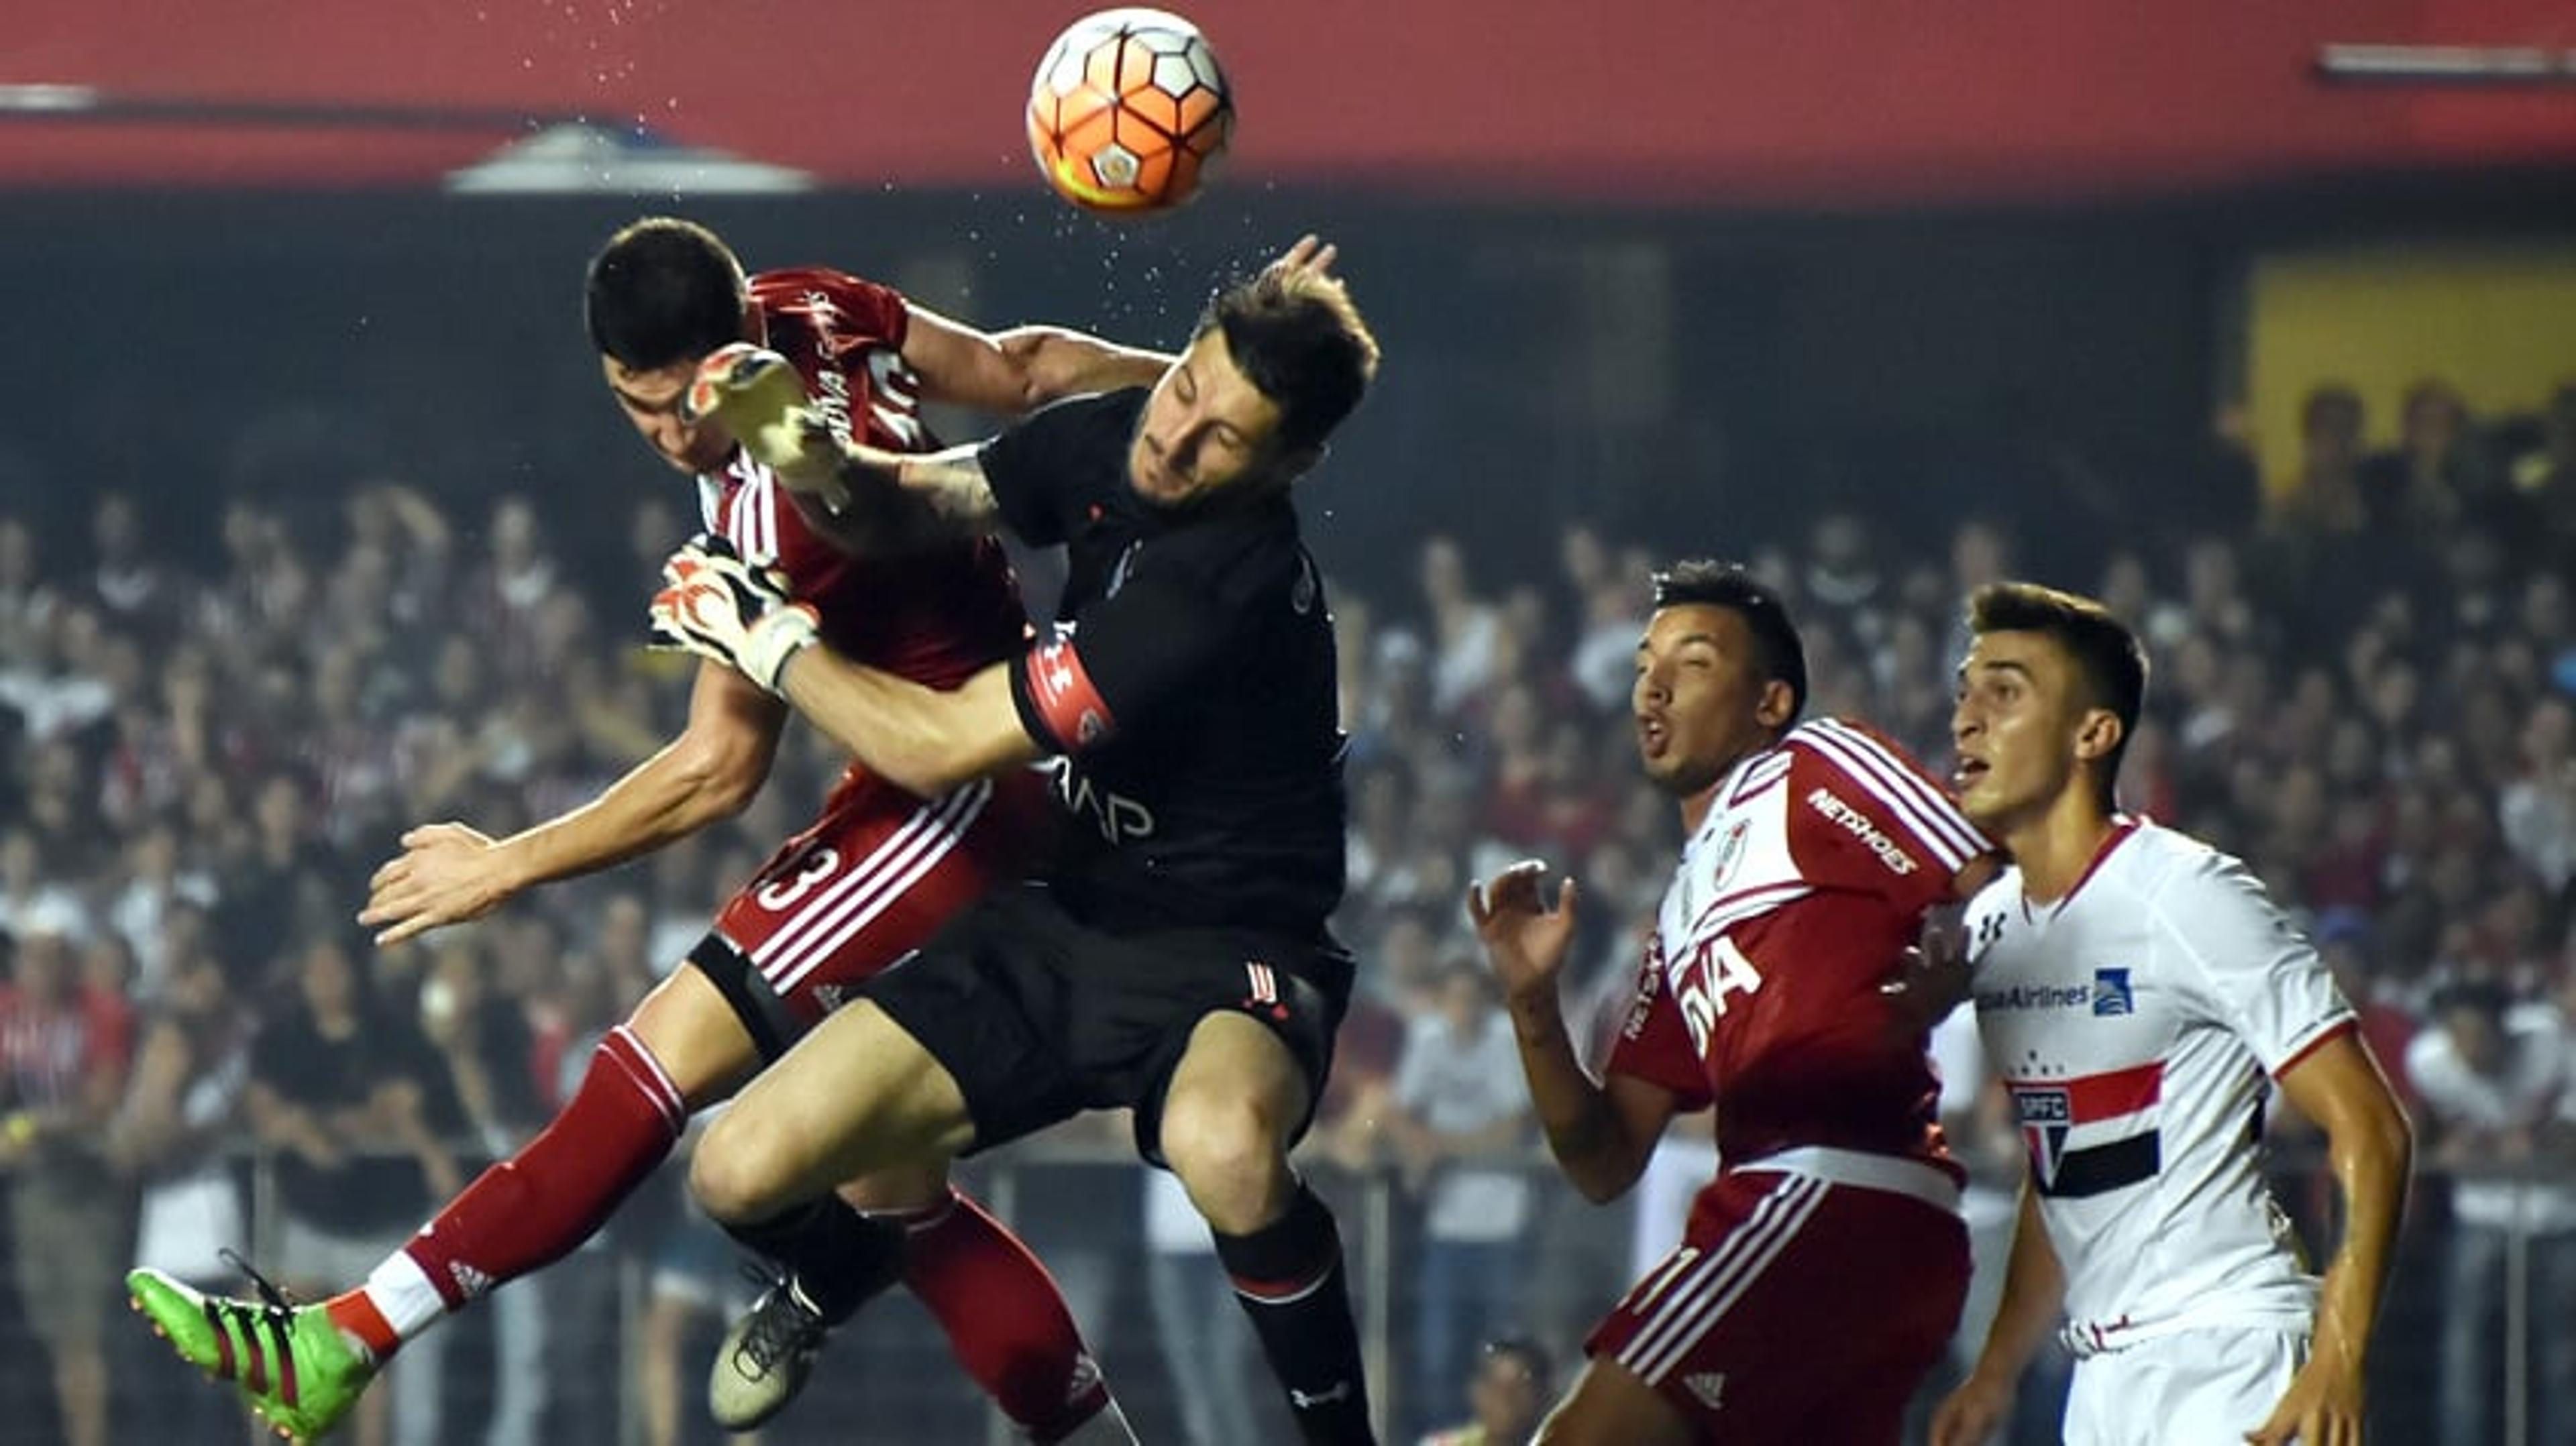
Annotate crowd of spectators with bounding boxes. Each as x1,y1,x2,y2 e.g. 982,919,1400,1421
0,374,2571,1443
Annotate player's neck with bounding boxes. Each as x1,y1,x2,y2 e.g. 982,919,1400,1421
2007,789,2122,906
1678,785,1720,836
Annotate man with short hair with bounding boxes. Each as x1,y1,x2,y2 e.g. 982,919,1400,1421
1470,560,1994,1444
1932,581,2412,1446
129,215,1164,1444
649,240,1386,1443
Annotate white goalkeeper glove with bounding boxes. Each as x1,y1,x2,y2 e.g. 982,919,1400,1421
682,343,852,509
647,533,820,695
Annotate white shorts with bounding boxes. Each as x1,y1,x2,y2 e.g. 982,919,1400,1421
2063,1325,2306,1446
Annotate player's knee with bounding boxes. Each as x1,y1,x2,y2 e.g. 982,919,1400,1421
1159,1094,1290,1230
687,1110,784,1223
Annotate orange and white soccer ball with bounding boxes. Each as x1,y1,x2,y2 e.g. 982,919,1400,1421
1027,8,1233,215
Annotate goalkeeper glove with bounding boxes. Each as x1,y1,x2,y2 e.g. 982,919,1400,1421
647,533,820,695
683,343,851,508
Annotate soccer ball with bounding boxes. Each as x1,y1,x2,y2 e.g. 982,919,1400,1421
1027,8,1233,215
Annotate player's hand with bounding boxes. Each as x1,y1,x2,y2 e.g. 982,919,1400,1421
1928,1370,2013,1446
2245,1355,2365,1445
647,533,819,696
358,822,517,947
683,343,853,508
1466,860,1580,1009
1881,909,1974,1038
1261,233,1339,285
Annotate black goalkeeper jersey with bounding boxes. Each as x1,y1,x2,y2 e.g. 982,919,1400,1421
983,388,1347,938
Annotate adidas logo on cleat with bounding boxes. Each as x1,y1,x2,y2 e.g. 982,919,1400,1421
1683,1371,1728,1410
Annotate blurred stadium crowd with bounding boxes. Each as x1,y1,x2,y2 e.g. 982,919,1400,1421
0,372,2573,1445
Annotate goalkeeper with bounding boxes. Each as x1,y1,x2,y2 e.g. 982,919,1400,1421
649,241,1387,1446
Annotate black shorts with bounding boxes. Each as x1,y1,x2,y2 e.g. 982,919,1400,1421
860,884,1352,1166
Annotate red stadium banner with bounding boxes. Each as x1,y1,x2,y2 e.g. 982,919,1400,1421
4,0,2574,197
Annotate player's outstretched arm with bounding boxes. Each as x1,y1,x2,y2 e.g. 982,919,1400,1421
2245,1034,2412,1446
902,303,1173,416
1469,860,1675,1203
1932,1182,2068,1446
360,661,785,946
647,535,1038,798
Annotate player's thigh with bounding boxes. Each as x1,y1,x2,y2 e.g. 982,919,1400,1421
695,999,976,1216
1534,1358,1695,1446
1591,1173,1967,1443
623,964,762,1109
1167,1012,1314,1129
2064,1329,2304,1446
706,771,1046,1036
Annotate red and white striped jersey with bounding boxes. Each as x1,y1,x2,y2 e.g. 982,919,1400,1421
1605,717,1989,1177
694,268,1026,693
1965,818,2355,1353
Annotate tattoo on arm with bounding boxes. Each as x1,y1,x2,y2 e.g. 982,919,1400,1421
896,447,1000,532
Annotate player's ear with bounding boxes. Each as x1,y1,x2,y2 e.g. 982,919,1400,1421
740,298,766,347
2074,708,2124,765
1754,678,1797,731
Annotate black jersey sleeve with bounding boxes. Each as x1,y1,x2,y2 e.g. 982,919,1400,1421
977,390,1141,549
1008,567,1226,754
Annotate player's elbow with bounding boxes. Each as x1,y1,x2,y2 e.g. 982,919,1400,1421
2347,1092,2415,1180
1555,1135,1650,1205
670,734,770,818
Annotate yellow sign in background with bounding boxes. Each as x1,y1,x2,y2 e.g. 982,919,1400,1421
2247,244,2576,497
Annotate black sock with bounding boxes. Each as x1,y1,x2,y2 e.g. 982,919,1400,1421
722,1199,908,1324
1212,1182,1376,1445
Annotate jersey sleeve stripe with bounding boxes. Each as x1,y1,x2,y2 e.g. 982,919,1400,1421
1801,720,1984,865
1797,731,1970,871
1805,719,1984,860
2268,1013,2360,1082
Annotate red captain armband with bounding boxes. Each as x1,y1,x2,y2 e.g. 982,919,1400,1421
1024,637,1118,750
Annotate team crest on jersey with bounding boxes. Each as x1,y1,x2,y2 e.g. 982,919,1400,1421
2013,1087,2074,1187
2008,1061,2163,1198
1707,818,1751,889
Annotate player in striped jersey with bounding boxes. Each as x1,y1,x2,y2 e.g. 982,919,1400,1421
1931,581,2411,1446
127,217,1165,1444
1470,561,1998,1443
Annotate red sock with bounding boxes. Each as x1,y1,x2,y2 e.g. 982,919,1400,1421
400,1025,686,1313
899,1187,1112,1441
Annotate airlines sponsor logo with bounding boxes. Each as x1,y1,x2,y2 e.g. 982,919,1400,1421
2091,966,2135,1017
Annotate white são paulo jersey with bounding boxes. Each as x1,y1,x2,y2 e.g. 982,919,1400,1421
1964,818,2354,1354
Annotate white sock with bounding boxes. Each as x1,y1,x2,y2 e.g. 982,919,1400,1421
360,1249,449,1344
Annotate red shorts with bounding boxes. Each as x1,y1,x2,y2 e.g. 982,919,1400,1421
1586,1152,1969,1444
690,764,1055,1050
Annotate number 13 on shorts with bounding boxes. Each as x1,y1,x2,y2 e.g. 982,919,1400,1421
755,846,842,911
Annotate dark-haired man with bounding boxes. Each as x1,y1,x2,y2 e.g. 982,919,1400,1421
1931,581,2410,1446
649,243,1385,1442
1470,561,1995,1443
130,216,1165,1443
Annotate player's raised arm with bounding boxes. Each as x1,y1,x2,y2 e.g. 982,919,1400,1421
1468,861,1677,1203
649,536,1036,798
901,302,1172,416
360,658,786,946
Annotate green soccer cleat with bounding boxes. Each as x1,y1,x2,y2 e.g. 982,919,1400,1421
126,1267,377,1443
